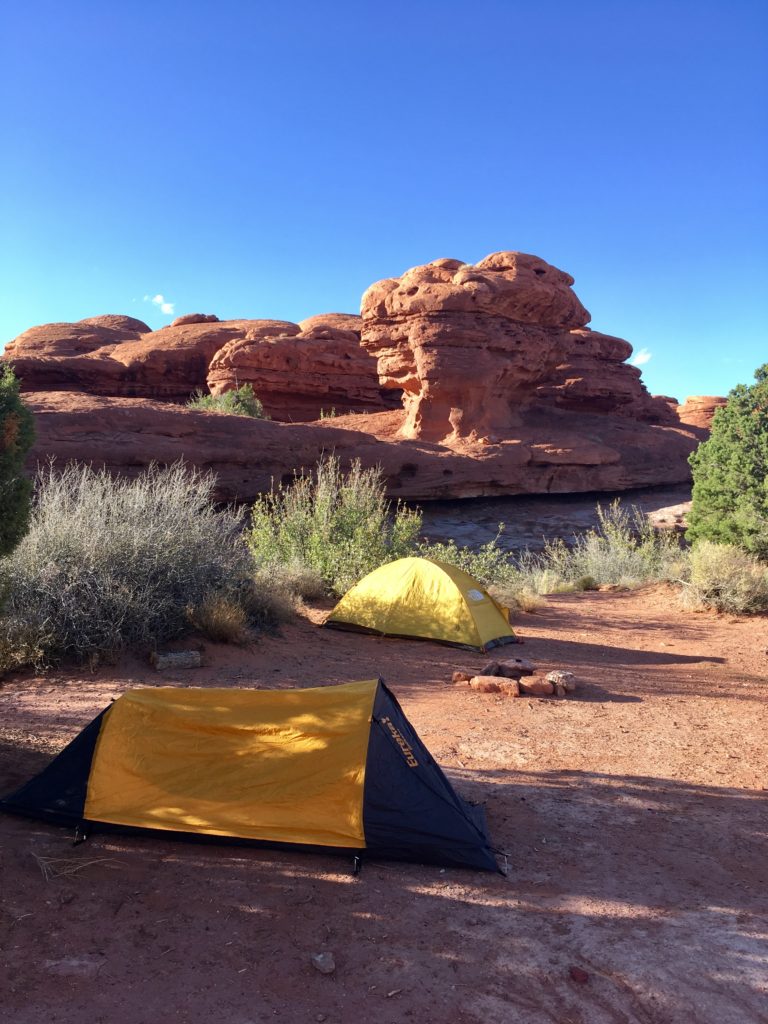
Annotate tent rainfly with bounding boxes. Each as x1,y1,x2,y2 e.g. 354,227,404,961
0,680,499,872
325,557,516,652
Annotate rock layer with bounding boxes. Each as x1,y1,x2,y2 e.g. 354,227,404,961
534,329,679,424
4,312,393,420
23,393,700,503
4,316,256,401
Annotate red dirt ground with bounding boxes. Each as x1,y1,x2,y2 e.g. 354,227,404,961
1,586,766,1024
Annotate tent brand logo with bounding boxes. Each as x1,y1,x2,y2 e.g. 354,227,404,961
380,716,419,767
467,589,485,602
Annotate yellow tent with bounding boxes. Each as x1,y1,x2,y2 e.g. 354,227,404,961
1,680,499,871
325,557,516,652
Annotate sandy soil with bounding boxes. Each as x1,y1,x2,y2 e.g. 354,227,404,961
1,586,766,1024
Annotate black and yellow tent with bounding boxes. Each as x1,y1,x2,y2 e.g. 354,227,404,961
325,557,516,652
1,680,498,872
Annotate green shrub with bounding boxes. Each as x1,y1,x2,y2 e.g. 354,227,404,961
246,455,422,596
0,462,280,670
419,526,520,590
552,501,687,588
681,541,768,614
187,383,268,418
687,364,768,558
0,364,35,556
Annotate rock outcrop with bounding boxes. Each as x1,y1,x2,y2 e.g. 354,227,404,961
23,393,700,502
5,249,704,500
534,329,679,425
677,396,727,433
4,316,255,401
3,312,393,420
361,252,678,441
170,313,220,327
207,314,398,420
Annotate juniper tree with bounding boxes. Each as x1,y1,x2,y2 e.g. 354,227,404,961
687,364,768,558
0,365,35,556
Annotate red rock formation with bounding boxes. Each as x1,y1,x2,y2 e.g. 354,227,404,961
171,313,220,327
4,316,269,401
6,249,702,499
677,396,727,432
23,393,700,503
361,254,590,442
3,312,392,418
207,314,398,421
361,251,681,441
534,329,679,425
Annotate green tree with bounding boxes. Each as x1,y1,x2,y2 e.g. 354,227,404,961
687,364,768,557
0,365,35,556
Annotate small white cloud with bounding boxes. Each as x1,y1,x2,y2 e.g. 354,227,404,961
631,348,652,366
143,293,175,316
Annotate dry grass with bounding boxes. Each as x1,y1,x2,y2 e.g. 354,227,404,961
186,594,249,644
488,583,545,614
680,541,768,613
31,853,122,881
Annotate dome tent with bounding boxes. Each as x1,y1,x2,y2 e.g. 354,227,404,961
1,680,499,872
325,557,516,652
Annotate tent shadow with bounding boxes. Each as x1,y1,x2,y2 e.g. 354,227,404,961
2,760,764,1024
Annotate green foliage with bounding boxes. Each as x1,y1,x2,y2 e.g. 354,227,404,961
687,364,768,557
422,502,685,598
537,501,687,589
681,541,768,614
419,526,520,589
0,365,35,556
246,455,422,596
187,383,268,419
0,462,283,671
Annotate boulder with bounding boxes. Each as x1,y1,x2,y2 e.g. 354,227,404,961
497,657,536,678
171,313,220,327
452,671,473,684
519,678,555,697
468,676,503,693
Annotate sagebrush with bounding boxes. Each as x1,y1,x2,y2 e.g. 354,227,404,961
0,462,284,670
680,541,768,614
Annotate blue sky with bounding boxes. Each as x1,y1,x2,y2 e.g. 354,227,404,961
1,0,766,401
